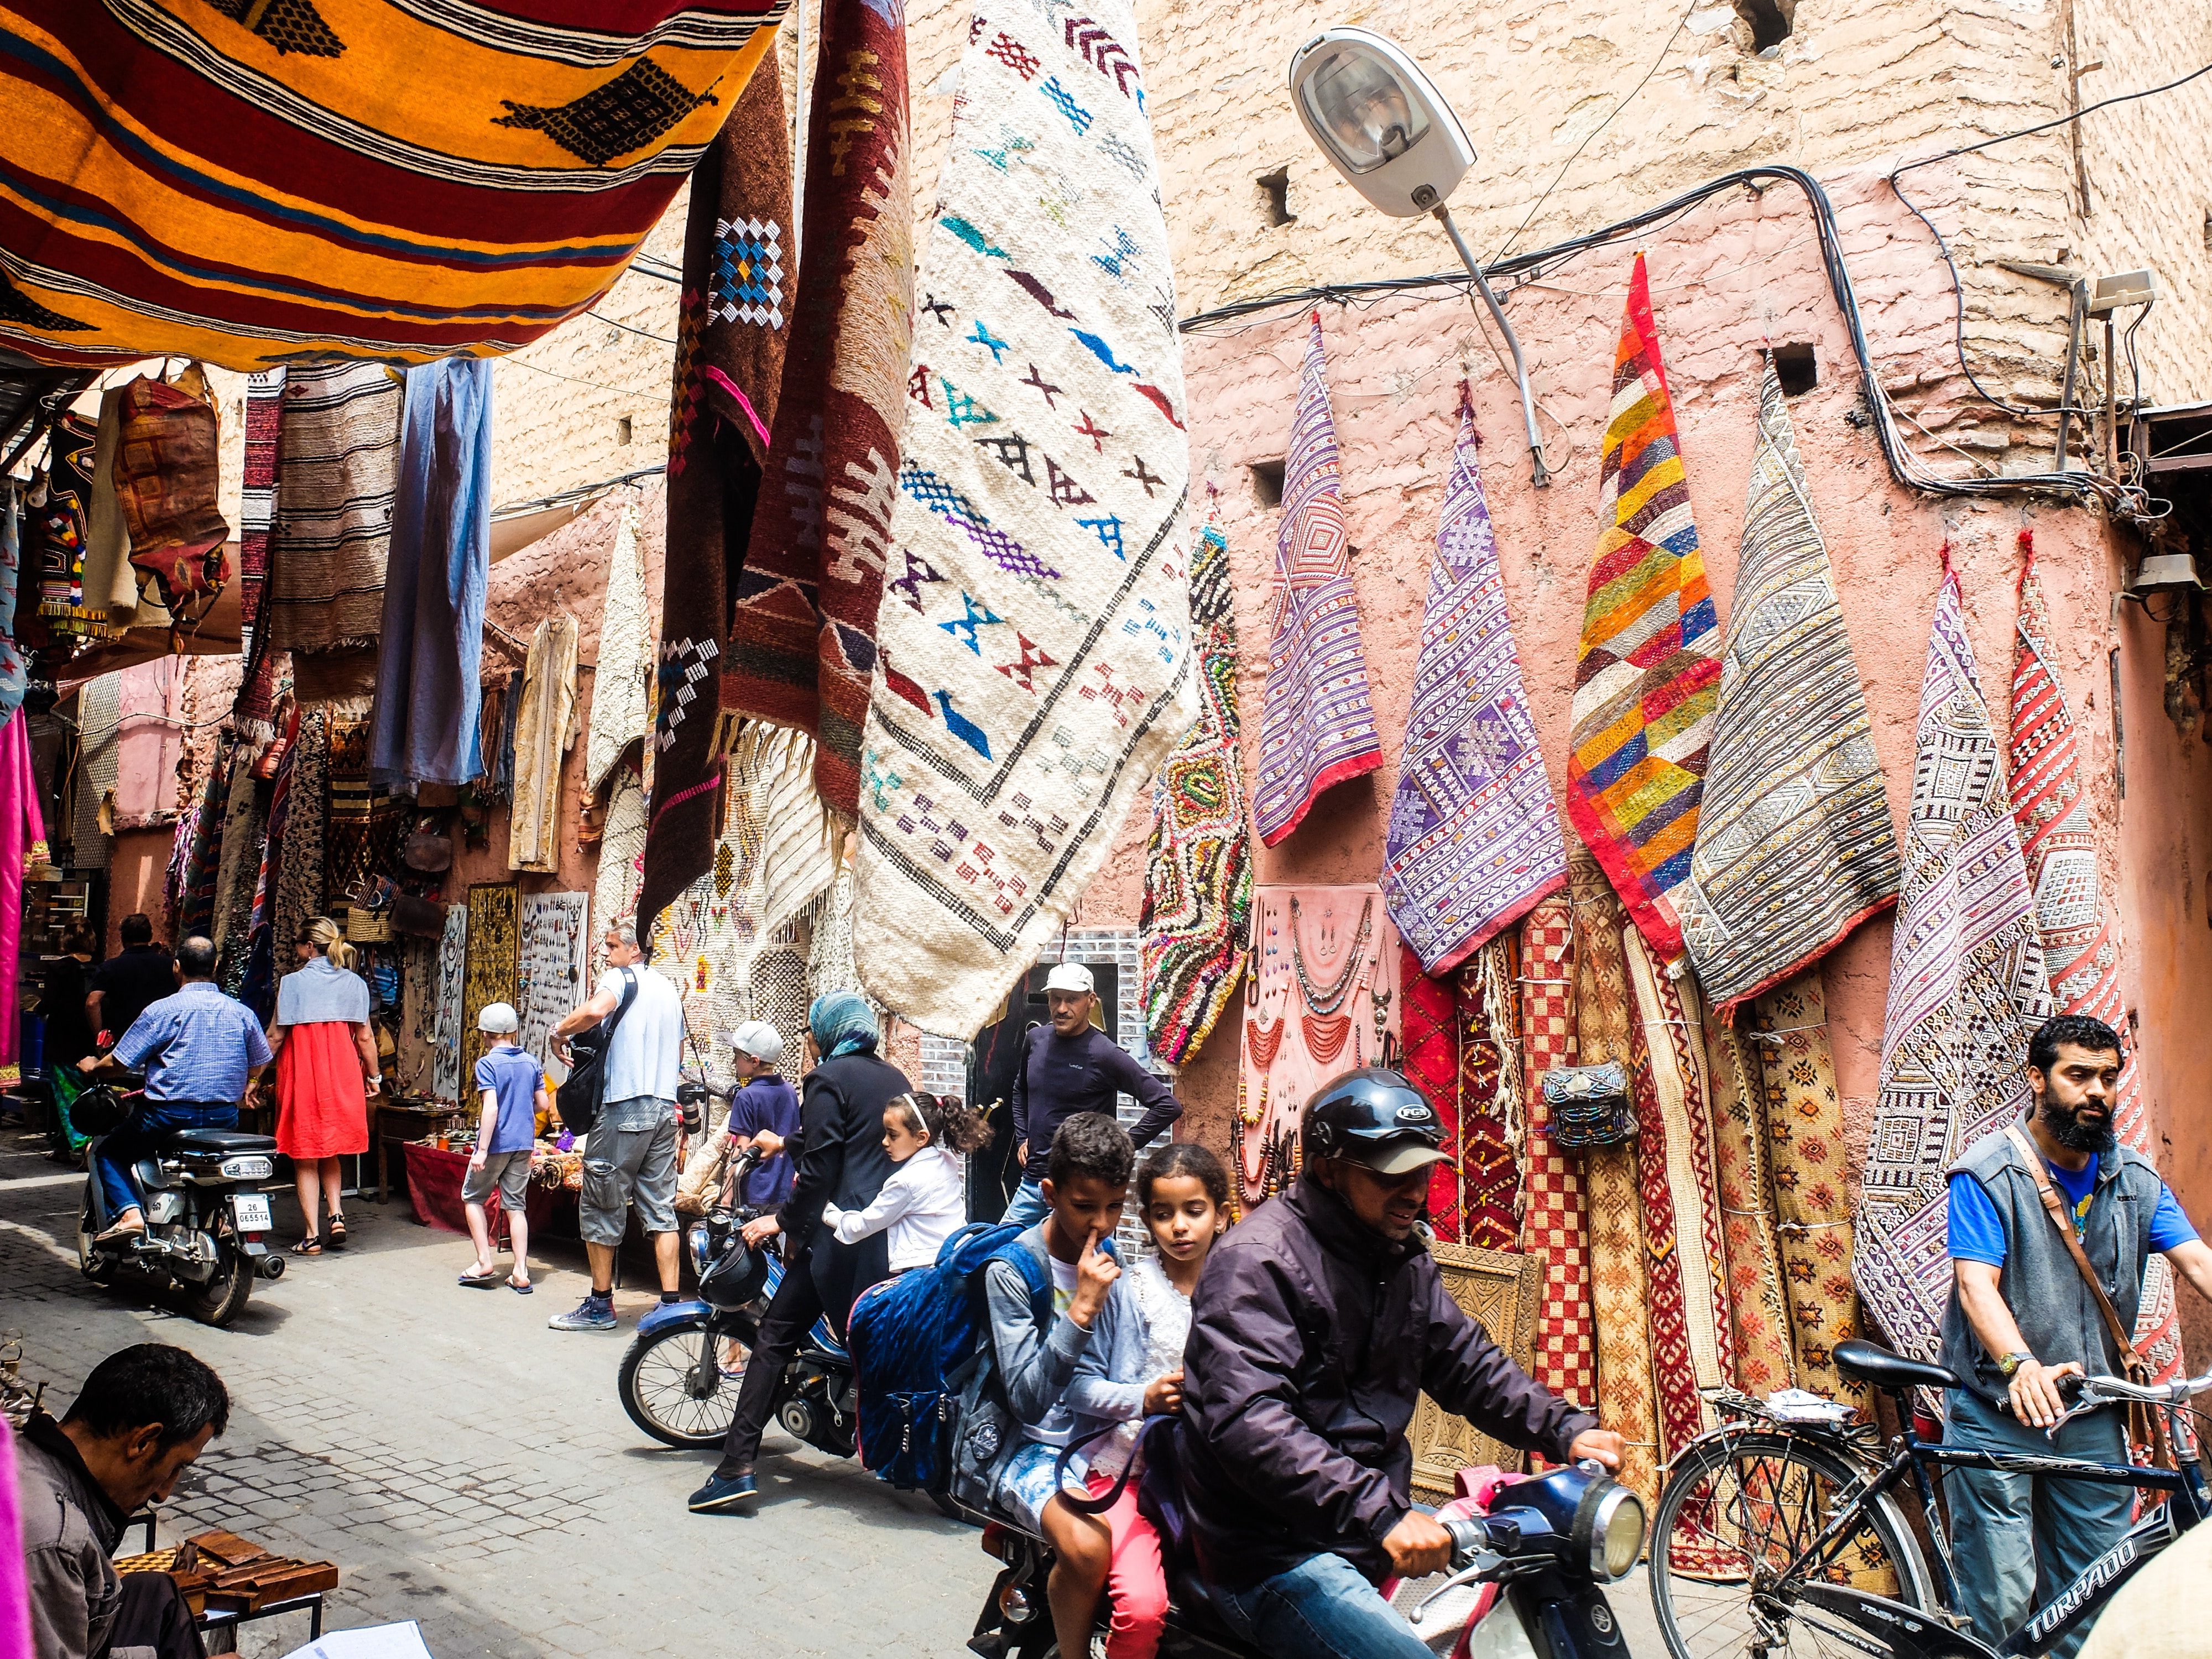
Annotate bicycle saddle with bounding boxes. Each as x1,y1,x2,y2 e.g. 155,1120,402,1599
1834,1338,1959,1394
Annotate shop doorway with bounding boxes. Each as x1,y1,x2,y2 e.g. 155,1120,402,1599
964,961,1121,1221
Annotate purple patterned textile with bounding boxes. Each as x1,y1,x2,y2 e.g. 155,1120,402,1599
1382,406,1566,973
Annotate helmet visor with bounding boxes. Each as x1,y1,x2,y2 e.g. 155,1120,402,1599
1356,1136,1456,1176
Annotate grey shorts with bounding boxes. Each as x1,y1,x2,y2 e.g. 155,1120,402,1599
580,1114,679,1243
461,1149,532,1213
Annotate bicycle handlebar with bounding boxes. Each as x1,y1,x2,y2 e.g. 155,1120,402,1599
2082,1370,2212,1406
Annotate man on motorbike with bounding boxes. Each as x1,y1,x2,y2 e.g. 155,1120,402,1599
80,935,270,1244
1179,1068,1623,1659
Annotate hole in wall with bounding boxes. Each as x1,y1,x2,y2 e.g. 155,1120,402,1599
1250,459,1286,508
1772,343,1818,397
616,415,634,445
1733,0,1794,53
1258,168,1295,228
2203,207,2212,252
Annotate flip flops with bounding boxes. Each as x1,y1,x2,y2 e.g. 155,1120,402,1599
458,1266,502,1288
507,1276,533,1295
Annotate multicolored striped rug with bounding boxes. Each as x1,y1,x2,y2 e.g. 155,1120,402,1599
1253,315,1381,847
1679,363,1898,1016
1382,403,1565,973
1854,557,2053,1360
1703,1015,1796,1399
1564,254,1720,969
1517,895,1593,1406
265,363,401,658
234,369,286,733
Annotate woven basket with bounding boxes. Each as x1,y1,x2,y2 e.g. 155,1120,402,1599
344,905,392,944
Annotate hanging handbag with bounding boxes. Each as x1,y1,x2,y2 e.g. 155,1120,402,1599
1540,1062,1636,1150
2004,1123,2174,1470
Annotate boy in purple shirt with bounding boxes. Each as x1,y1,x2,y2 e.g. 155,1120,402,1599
461,1004,547,1293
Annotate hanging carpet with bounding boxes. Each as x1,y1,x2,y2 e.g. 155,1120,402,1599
1853,557,2052,1361
1253,315,1380,847
509,615,579,874
0,2,786,371
517,891,590,1085
638,46,792,932
591,768,649,979
266,363,401,656
324,713,406,915
175,739,232,940
1702,1014,1797,1399
1400,954,1462,1242
234,368,287,732
33,413,105,639
1563,254,1720,968
432,903,468,1103
1517,894,1593,1406
272,708,328,961
1679,362,1897,1016
0,711,49,1085
210,742,263,986
585,502,654,797
1455,941,1522,1251
462,883,520,1086
720,0,907,820
1141,509,1254,1067
852,0,1193,1036
753,726,836,942
1383,403,1564,973
807,867,862,1001
2010,536,2183,1383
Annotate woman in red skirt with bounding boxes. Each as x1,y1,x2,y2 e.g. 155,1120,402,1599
267,916,378,1253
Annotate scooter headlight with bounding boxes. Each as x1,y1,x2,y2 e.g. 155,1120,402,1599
219,1156,273,1180
1583,1481,1645,1582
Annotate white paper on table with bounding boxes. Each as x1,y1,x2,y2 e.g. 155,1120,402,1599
280,1621,436,1659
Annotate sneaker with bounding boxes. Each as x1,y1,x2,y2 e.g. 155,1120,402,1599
547,1293,617,1332
687,1471,757,1513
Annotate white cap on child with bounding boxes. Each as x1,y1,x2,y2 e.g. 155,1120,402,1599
477,1002,519,1036
731,1020,784,1063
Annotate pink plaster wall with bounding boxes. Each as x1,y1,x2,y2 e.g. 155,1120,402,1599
104,829,174,957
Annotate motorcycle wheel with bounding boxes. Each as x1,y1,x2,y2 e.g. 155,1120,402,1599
618,1322,745,1448
74,1192,112,1285
179,1250,253,1328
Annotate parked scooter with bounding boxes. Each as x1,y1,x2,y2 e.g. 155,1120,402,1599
966,1448,1645,1659
74,1073,286,1328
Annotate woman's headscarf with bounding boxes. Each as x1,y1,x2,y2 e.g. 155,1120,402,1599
808,991,878,1059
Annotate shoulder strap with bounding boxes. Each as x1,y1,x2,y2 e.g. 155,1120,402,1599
2004,1123,2146,1374
604,967,640,1034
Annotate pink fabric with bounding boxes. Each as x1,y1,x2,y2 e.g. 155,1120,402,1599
1083,1472,1169,1659
0,712,46,1082
113,659,185,828
0,1417,30,1659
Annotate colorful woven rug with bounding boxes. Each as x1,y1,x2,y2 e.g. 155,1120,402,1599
753,725,836,942
1253,315,1381,847
272,709,328,962
509,615,578,874
1384,403,1565,972
234,368,286,733
1400,951,1462,1241
723,0,910,819
1623,925,1734,1446
1518,895,1593,1406
1237,887,1402,1206
1742,972,1867,1406
175,741,233,941
1563,254,1720,968
462,883,520,1085
33,413,101,638
267,363,401,656
1455,940,1522,1251
2010,536,2183,1383
324,713,407,914
432,904,468,1104
638,48,791,933
1679,363,1898,1016
1854,559,2053,1361
586,502,654,798
1702,1015,1796,1398
0,2,784,371
1142,509,1254,1067
851,0,1193,1036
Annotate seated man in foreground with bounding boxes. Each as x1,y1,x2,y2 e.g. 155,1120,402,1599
1179,1067,1622,1659
17,1343,229,1659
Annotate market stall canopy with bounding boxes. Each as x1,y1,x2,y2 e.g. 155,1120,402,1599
0,1,785,372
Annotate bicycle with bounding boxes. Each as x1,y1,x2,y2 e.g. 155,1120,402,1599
1645,1337,2212,1658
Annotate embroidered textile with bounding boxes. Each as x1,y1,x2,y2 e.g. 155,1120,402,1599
0,711,48,1083
235,368,286,729
33,414,107,639
518,892,591,1086
722,1,908,818
509,615,579,874
1254,316,1380,847
432,903,468,1103
267,364,401,655
591,768,649,980
1702,1017,1796,1397
1564,255,1720,967
371,357,492,789
1384,408,1564,971
639,47,792,930
1517,896,1593,1404
71,673,120,870
1854,564,2053,1361
324,715,406,914
1742,973,1867,1405
114,378,229,618
585,502,654,796
0,484,27,723
273,710,328,961
649,749,770,1089
1680,364,1897,1015
1455,942,1522,1251
852,0,1193,1035
1237,887,1402,1205
1400,954,1462,1241
2010,543,2182,1381
0,3,786,371
1141,512,1253,1066
462,883,520,1086
754,726,836,942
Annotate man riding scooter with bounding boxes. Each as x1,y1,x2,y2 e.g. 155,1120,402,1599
1179,1068,1624,1659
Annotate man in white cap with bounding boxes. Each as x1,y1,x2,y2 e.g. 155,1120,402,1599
1003,961,1181,1226
725,1021,801,1209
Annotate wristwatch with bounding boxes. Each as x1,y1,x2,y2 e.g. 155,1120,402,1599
1996,1350,2035,1378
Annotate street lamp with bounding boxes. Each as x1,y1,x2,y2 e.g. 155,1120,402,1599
1287,28,1552,487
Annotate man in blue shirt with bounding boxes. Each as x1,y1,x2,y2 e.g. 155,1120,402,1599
81,936,272,1243
1938,1014,2212,1657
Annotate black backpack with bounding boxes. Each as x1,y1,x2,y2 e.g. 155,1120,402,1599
555,968,638,1138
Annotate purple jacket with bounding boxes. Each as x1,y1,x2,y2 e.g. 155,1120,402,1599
1178,1174,1596,1589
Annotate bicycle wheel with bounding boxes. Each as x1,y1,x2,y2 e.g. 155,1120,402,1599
1649,1430,1936,1659
617,1322,744,1448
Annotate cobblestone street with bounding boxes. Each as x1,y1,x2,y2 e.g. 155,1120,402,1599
0,1134,980,1658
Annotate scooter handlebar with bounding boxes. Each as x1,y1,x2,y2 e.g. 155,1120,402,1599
1441,1517,1491,1567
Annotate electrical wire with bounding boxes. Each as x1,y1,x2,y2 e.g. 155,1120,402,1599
590,312,679,347
493,463,665,520
500,356,666,400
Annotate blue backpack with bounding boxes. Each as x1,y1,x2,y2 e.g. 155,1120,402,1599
848,1222,1047,1493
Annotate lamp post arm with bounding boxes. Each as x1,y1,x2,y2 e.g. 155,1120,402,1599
1433,204,1552,488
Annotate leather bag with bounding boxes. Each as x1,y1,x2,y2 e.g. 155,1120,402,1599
1540,1062,1635,1150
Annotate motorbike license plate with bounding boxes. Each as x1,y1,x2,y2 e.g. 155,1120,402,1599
231,1193,273,1232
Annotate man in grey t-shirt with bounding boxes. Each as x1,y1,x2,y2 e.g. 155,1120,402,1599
546,923,686,1331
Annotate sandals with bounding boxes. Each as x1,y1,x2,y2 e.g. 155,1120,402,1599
507,1275,533,1295
325,1215,348,1249
290,1236,322,1256
458,1266,502,1288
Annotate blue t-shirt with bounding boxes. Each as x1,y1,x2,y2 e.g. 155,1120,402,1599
727,1074,801,1207
116,982,274,1104
1948,1160,2199,1266
473,1045,545,1155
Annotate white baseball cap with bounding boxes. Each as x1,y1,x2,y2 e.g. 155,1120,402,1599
731,1020,785,1063
1044,962,1094,995
477,1001,519,1036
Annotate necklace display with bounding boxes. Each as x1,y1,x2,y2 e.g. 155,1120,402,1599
1290,894,1371,1015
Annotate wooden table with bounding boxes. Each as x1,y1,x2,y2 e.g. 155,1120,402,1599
371,1100,461,1203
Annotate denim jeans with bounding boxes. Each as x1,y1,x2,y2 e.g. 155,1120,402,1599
1204,1551,1432,1659
1001,1177,1051,1228
95,1102,238,1218
1945,1387,2133,1659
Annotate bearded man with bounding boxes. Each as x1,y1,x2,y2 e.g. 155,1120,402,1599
1939,1014,2212,1657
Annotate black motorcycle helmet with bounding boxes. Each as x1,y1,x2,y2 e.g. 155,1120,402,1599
1301,1067,1454,1175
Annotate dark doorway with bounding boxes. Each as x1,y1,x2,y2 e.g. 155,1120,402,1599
965,960,1121,1220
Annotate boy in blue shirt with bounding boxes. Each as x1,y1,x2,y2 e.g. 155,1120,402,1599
461,1003,548,1293
725,1021,801,1208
